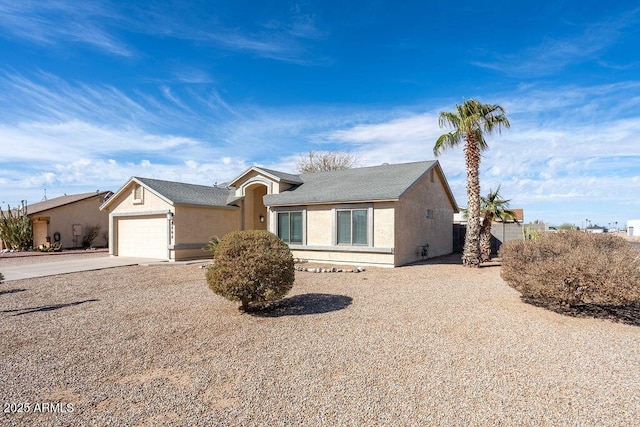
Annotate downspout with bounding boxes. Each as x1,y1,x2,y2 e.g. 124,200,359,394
167,211,174,261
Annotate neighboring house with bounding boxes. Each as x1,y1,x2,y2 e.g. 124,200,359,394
100,177,241,261
453,208,524,224
628,220,640,237
102,161,459,267
585,225,606,234
19,191,111,249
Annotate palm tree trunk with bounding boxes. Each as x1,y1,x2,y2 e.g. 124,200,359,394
480,216,492,262
463,138,482,267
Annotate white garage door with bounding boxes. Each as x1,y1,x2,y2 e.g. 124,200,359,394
116,215,168,259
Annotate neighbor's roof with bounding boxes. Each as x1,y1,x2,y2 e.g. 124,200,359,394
263,161,457,208
510,209,524,222
135,177,233,207
27,191,112,215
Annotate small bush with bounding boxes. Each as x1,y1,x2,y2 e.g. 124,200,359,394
500,231,640,307
82,224,101,248
0,271,4,283
206,230,295,311
203,236,220,254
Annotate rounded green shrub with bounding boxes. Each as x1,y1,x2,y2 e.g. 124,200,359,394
500,231,640,306
206,230,295,310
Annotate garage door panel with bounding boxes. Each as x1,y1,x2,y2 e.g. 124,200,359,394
117,216,168,259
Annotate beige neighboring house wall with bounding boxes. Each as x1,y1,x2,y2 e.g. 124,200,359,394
26,192,112,249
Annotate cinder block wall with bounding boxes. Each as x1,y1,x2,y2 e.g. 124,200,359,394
453,223,547,254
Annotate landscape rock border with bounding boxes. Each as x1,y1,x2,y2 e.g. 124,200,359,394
295,266,366,273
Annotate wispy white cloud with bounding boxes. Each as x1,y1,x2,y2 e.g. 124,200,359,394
159,86,192,112
0,1,329,64
182,26,326,66
171,68,215,84
120,1,329,65
0,0,132,56
472,8,640,77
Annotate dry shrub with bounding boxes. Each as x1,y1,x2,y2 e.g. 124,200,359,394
500,231,640,306
82,223,102,248
206,230,295,311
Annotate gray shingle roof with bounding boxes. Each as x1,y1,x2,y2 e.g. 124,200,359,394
254,167,303,184
136,177,233,207
263,161,437,206
27,191,111,215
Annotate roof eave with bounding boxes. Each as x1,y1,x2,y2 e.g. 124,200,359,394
228,166,279,187
265,198,399,208
229,166,302,187
29,191,113,215
173,202,240,210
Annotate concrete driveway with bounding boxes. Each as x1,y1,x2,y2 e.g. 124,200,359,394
1,257,164,282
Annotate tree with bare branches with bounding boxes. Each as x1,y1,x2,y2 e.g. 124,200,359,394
296,151,357,173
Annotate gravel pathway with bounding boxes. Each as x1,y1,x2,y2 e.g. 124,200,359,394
1,257,638,426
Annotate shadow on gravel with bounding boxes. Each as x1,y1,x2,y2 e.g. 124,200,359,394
248,293,353,317
0,288,27,296
406,254,501,268
3,299,99,316
405,253,463,266
522,297,640,326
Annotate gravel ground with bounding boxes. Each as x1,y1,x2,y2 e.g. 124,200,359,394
1,255,639,426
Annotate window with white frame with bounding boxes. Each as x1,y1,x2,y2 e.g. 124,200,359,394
277,211,303,244
336,208,368,245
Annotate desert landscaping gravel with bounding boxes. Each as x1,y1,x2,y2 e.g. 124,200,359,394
1,255,639,426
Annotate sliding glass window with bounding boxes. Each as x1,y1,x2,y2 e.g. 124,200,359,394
336,209,368,245
278,211,303,244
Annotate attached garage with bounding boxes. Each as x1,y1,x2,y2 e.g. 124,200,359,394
115,215,169,259
101,177,241,262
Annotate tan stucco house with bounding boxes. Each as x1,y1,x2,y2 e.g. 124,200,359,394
102,160,459,267
17,191,111,249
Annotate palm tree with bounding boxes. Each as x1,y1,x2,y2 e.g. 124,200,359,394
480,186,517,261
434,99,510,267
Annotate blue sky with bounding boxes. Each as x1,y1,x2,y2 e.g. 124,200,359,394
1,1,638,228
